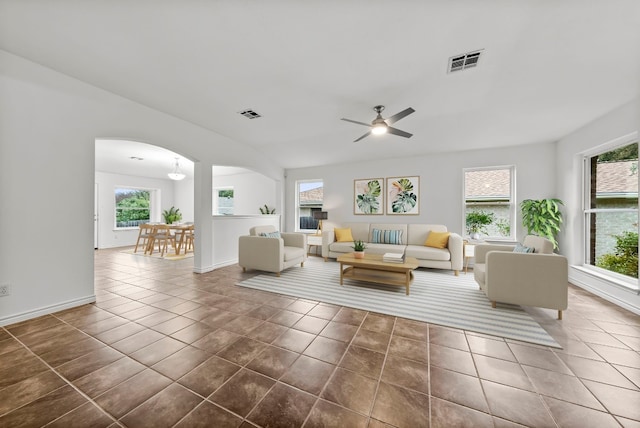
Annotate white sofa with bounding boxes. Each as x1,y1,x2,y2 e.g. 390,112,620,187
473,235,568,319
322,222,463,275
238,225,307,276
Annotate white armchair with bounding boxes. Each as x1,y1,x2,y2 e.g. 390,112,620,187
473,235,568,319
238,226,307,276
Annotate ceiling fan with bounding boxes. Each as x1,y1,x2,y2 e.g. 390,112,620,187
341,105,415,142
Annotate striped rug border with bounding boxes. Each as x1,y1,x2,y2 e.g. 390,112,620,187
237,261,561,348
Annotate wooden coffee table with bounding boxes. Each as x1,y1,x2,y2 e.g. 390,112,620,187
337,253,419,295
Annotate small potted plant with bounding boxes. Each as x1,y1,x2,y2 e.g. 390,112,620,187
162,206,182,224
352,240,366,258
466,210,495,240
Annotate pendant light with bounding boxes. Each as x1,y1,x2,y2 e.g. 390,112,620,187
168,157,186,181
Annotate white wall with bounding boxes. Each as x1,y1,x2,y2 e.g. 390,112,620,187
0,50,283,325
285,142,558,240
213,169,277,216
95,171,196,249
556,98,640,314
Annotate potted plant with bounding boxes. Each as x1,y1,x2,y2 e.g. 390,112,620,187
259,204,276,214
352,240,366,259
466,210,495,239
520,198,564,250
162,206,182,224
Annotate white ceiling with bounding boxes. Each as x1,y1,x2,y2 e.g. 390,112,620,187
2,1,639,172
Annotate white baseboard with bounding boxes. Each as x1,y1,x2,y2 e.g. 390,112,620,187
193,259,238,274
0,295,97,327
570,267,640,315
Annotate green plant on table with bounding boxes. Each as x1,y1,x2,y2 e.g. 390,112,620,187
466,210,495,237
162,206,182,224
352,240,367,252
520,198,564,250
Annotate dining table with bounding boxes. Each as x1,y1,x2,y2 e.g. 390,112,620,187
168,224,194,255
145,223,194,256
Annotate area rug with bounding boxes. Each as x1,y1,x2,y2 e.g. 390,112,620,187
237,260,560,348
120,248,194,261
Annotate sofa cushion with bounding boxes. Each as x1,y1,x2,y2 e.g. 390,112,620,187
329,241,358,253
425,231,450,249
366,243,406,255
371,229,403,245
405,245,451,261
335,228,354,242
407,224,448,245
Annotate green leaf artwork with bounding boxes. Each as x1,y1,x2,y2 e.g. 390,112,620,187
388,177,419,214
355,179,382,214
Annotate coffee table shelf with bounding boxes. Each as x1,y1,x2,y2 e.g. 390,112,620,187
337,253,419,295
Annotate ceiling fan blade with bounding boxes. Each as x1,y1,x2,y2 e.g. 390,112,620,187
341,118,373,128
385,107,415,125
387,127,413,138
354,131,371,142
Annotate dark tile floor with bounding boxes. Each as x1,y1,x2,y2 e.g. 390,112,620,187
1,248,639,427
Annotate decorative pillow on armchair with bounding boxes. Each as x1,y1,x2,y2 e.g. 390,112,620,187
260,231,281,239
513,243,534,253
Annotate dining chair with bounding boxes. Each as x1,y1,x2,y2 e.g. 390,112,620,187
183,224,195,252
148,224,176,256
134,223,155,253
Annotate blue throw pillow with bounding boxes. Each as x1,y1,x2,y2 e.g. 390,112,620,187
513,243,534,253
260,231,281,239
372,229,403,245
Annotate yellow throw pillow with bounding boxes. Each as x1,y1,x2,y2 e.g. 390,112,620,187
425,231,450,249
334,228,354,242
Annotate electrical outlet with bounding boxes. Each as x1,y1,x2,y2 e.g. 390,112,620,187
0,284,10,297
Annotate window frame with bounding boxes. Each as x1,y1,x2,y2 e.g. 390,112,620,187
581,134,638,289
213,186,234,215
296,179,324,233
462,165,516,241
114,186,153,230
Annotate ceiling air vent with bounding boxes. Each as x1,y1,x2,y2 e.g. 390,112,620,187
239,109,262,119
448,50,482,73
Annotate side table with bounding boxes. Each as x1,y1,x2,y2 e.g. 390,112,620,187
307,234,322,257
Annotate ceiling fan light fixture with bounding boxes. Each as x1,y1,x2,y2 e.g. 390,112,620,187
168,157,186,181
371,124,388,135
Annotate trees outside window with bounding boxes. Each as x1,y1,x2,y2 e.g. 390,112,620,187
584,141,638,281
213,188,234,215
115,188,150,228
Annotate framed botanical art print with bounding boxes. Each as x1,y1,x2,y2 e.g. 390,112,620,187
354,178,384,215
386,176,419,215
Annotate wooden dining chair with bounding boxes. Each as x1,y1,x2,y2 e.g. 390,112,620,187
183,224,195,252
134,223,155,253
148,224,176,256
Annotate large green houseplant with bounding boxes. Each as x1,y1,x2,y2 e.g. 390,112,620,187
520,198,564,250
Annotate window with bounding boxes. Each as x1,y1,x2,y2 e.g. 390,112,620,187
115,188,151,228
297,180,323,232
213,187,234,215
584,141,638,283
464,166,515,239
